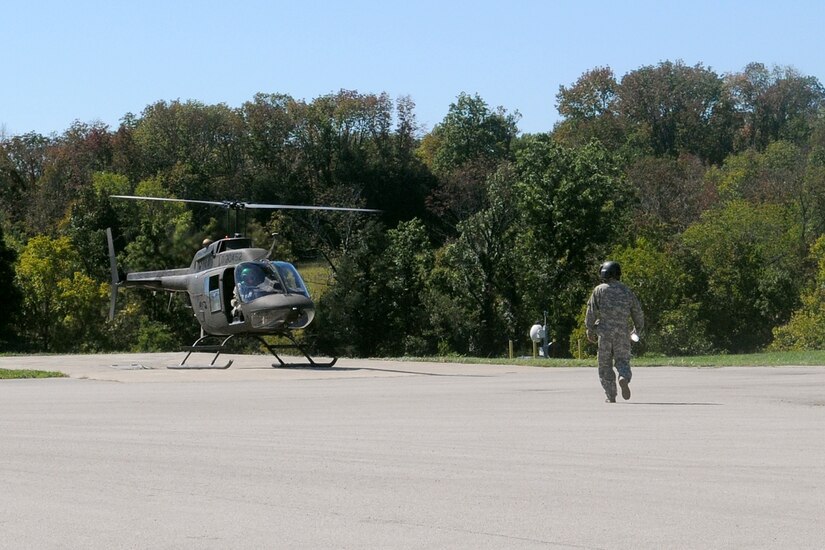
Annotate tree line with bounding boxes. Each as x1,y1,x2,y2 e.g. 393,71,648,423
2,60,825,357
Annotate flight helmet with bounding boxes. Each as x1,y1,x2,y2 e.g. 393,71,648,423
599,261,621,281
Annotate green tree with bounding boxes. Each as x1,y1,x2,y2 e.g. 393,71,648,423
311,222,389,357
14,235,107,352
725,63,825,150
554,66,625,149
707,141,825,252
681,201,804,352
770,235,825,350
610,238,713,356
625,154,711,238
516,136,629,354
425,164,522,356
423,93,520,233
131,100,246,200
618,61,735,164
107,179,201,349
382,218,435,355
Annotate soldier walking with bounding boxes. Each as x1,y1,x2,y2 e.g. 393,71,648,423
585,261,644,403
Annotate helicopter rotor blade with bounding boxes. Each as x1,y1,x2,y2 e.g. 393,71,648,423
110,195,227,208
110,195,381,213
244,203,381,213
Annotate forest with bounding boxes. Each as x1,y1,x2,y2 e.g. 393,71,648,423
2,60,825,359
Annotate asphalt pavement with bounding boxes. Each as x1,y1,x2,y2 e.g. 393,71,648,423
1,354,823,549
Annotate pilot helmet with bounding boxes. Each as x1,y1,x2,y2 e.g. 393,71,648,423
599,261,621,281
240,265,263,285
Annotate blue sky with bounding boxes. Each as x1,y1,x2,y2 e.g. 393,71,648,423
2,0,823,137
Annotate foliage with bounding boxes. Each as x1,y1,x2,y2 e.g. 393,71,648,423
3,61,825,357
310,222,389,357
0,224,22,351
516,136,629,354
425,164,523,356
725,63,825,150
618,61,735,164
681,201,804,352
14,235,108,352
770,235,825,350
423,93,520,233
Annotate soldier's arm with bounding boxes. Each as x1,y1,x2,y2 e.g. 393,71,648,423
585,293,598,330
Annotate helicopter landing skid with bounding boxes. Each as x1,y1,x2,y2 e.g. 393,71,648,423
257,333,338,369
170,335,235,369
169,333,337,369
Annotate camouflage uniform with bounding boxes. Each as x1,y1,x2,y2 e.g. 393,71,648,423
585,280,644,401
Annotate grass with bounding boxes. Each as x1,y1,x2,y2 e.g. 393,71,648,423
403,350,825,368
1,349,824,379
0,368,66,379
295,260,333,301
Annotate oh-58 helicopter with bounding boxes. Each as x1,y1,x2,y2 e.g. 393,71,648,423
106,195,379,369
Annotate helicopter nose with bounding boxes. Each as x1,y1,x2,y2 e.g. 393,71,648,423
287,303,315,329
246,294,315,330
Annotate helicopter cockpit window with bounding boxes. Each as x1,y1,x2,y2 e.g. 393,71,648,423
271,261,310,298
235,262,284,303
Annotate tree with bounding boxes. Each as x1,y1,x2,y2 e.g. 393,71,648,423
14,235,107,352
311,222,390,357
131,100,246,200
608,238,713,356
681,201,804,352
516,136,629,354
771,235,825,350
422,93,520,233
707,141,825,253
618,61,735,164
425,164,523,356
725,63,825,150
382,218,435,355
554,66,625,149
625,154,712,238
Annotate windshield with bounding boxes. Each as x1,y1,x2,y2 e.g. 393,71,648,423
271,261,310,298
235,262,284,303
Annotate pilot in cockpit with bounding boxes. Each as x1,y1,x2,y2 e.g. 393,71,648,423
238,265,266,302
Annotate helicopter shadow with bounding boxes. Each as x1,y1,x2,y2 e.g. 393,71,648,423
260,365,492,377
625,401,722,406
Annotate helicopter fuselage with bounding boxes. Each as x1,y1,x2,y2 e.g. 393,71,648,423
117,237,315,337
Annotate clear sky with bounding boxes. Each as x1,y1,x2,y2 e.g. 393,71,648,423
2,0,824,137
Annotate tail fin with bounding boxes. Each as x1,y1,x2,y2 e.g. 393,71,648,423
106,228,120,320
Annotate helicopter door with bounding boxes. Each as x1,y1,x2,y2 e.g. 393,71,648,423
221,267,236,323
207,275,221,313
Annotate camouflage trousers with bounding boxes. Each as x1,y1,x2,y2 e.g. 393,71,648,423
597,332,632,398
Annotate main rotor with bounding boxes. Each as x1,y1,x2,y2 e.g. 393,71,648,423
109,195,380,213
110,194,381,236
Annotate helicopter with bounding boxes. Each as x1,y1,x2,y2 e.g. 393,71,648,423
106,195,380,369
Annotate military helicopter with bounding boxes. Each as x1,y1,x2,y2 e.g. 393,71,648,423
106,195,379,369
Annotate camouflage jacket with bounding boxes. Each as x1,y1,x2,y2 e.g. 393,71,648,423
585,280,644,335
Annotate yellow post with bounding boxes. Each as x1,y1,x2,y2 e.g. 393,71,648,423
578,339,582,359
508,340,514,359
532,341,537,358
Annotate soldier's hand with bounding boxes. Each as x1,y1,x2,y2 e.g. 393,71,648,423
586,330,596,344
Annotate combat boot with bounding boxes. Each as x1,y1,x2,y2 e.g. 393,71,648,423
619,376,631,400
605,393,616,403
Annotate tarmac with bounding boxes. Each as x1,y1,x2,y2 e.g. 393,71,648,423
1,353,824,549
